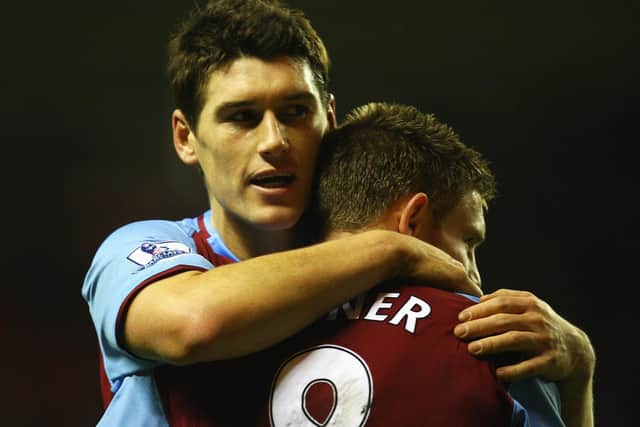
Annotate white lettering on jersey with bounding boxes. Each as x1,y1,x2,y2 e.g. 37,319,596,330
327,294,367,320
328,291,432,334
388,295,432,333
363,292,400,322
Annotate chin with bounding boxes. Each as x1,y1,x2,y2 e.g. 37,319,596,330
251,208,303,232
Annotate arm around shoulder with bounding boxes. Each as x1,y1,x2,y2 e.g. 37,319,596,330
123,229,475,365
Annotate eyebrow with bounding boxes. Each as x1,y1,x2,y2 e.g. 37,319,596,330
214,101,254,119
214,91,317,115
282,92,317,103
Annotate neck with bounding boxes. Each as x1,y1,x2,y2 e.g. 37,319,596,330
210,210,301,260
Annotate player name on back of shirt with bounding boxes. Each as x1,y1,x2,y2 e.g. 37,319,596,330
326,289,433,334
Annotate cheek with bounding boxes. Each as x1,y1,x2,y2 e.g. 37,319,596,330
200,146,241,190
436,236,467,266
209,141,243,169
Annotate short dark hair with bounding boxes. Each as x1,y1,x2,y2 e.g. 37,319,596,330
167,0,331,127
312,102,496,235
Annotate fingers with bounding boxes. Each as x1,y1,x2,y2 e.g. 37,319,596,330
495,355,552,383
454,312,542,340
461,331,558,383
430,259,483,297
454,287,586,383
479,288,533,301
414,240,483,297
464,330,544,355
446,262,482,297
458,289,542,322
455,278,483,298
407,237,484,297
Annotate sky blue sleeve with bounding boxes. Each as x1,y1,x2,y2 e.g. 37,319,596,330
510,378,566,427
96,375,169,427
511,397,531,427
82,220,214,385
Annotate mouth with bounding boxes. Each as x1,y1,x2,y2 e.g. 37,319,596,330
249,172,296,188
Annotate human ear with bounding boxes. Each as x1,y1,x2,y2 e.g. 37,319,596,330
172,109,198,165
326,94,337,130
398,193,430,237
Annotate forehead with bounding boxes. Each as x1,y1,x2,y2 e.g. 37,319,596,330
202,56,322,107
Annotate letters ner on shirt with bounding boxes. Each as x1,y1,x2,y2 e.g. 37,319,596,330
326,291,432,334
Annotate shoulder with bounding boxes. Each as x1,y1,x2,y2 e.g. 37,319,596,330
376,284,478,310
106,217,198,243
82,216,207,300
93,218,198,258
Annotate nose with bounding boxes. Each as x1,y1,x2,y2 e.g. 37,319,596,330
257,111,289,158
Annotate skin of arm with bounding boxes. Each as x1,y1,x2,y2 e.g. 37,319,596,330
124,229,479,365
454,289,595,427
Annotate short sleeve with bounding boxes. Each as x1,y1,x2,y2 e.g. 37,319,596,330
82,220,214,383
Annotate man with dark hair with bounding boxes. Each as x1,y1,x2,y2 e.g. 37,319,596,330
82,1,594,426
82,2,476,425
167,0,332,129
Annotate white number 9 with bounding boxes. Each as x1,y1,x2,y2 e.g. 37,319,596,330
269,345,373,427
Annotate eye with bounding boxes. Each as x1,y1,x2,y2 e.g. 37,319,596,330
279,104,310,122
228,109,261,124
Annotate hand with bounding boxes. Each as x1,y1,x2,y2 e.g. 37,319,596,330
453,289,595,383
399,233,482,297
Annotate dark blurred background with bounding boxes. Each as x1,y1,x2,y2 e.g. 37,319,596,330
4,1,638,425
